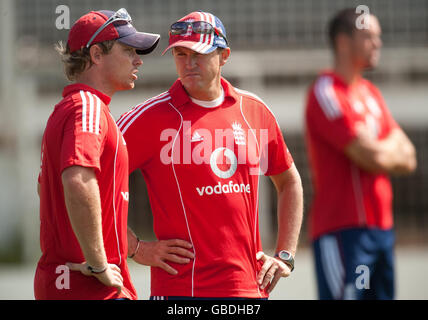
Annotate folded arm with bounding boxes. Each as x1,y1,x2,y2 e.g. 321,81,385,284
345,126,417,175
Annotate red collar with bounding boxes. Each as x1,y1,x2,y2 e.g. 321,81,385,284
62,83,111,105
320,70,363,89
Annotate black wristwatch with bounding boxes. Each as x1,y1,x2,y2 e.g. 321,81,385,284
274,250,295,272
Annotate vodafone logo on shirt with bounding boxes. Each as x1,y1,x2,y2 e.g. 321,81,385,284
210,147,237,179
195,147,250,196
196,180,251,196
158,120,266,196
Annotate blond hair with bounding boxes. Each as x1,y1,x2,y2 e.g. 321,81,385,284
55,40,116,81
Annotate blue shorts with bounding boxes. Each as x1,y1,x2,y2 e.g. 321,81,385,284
312,228,395,300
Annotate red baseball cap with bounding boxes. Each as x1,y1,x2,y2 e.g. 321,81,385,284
67,9,160,55
162,11,228,55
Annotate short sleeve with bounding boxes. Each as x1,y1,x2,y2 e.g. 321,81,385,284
118,110,152,174
305,78,357,151
367,82,399,134
262,110,294,176
60,104,106,173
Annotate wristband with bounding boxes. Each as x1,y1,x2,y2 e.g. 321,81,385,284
129,237,140,259
87,265,107,274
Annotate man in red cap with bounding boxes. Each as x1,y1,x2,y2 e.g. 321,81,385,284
120,11,303,299
35,8,159,300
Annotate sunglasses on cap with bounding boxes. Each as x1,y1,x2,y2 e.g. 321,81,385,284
86,8,132,48
169,21,228,44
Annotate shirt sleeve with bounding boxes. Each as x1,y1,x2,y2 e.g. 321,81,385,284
60,104,106,174
118,110,152,174
262,109,294,176
305,80,357,151
368,82,399,134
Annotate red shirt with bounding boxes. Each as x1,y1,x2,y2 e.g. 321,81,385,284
35,84,137,300
118,78,293,298
305,71,399,240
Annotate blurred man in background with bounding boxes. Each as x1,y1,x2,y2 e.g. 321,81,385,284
119,11,303,299
304,8,417,300
35,8,159,299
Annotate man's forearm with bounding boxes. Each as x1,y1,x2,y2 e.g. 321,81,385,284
345,127,417,175
127,227,139,258
256,166,303,293
378,129,417,175
273,166,304,256
62,166,108,269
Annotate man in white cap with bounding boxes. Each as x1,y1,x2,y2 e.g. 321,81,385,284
35,8,159,299
119,11,303,299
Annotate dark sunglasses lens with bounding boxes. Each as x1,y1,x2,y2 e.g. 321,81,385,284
192,21,213,34
170,22,188,35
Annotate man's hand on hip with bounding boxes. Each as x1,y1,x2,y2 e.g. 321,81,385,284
256,251,291,293
66,262,124,295
132,239,194,275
